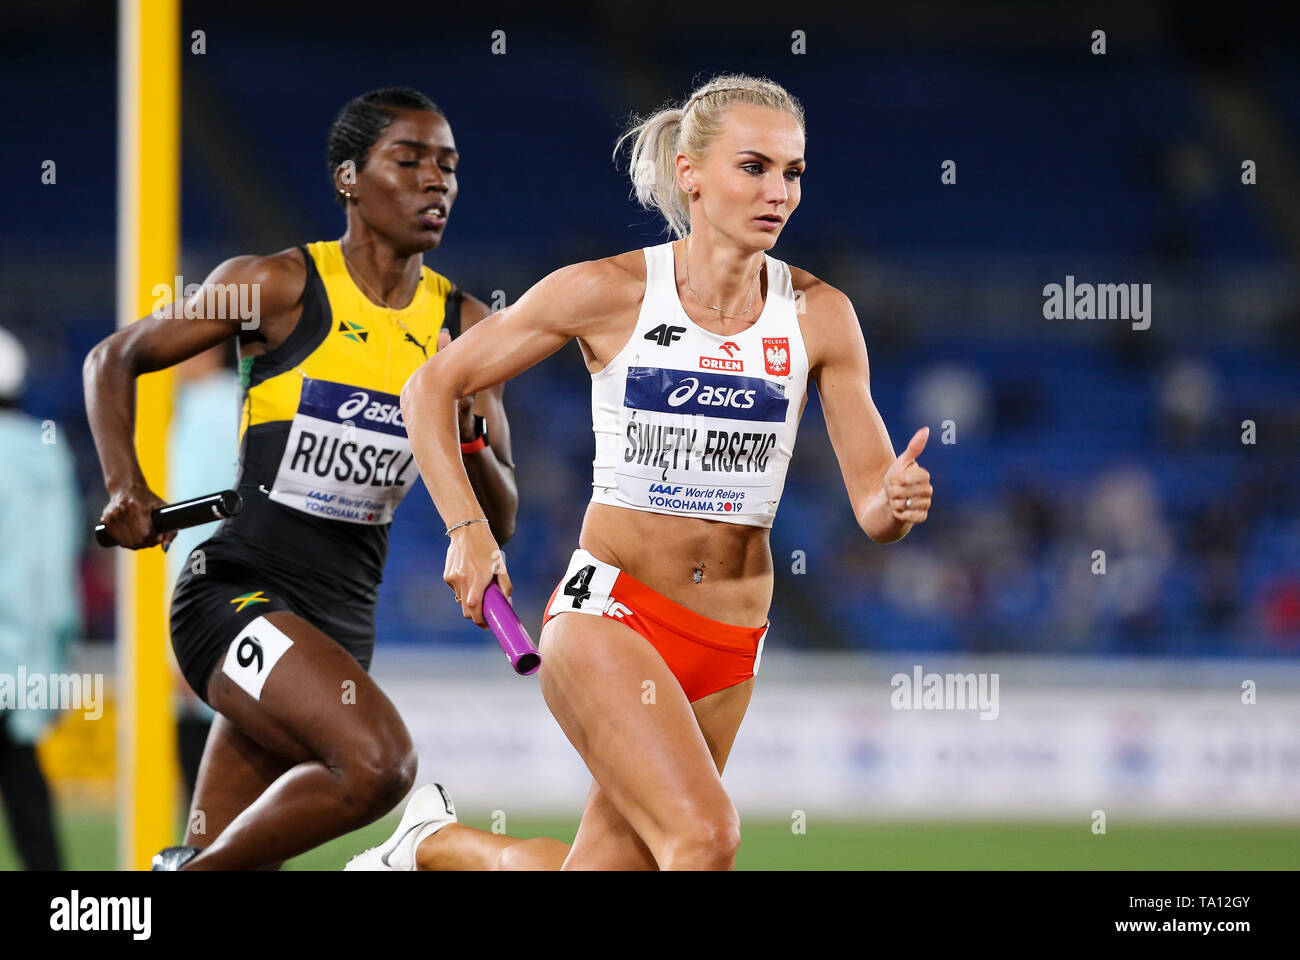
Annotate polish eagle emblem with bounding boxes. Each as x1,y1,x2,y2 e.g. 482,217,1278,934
763,337,790,376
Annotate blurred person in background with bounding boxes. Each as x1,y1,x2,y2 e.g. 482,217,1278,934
1075,467,1173,649
0,325,81,870
906,363,993,446
1158,357,1220,449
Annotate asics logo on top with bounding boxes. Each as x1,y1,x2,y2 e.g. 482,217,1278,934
644,323,686,347
667,376,756,410
337,391,405,427
625,367,789,422
667,378,698,406
337,392,369,418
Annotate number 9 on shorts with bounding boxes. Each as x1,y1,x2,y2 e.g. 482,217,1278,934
221,615,295,701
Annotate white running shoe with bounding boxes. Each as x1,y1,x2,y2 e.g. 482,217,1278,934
343,783,458,871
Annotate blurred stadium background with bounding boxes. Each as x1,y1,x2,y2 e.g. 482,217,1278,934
2,0,1298,868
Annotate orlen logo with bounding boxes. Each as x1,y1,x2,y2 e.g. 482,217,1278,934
666,377,756,410
336,391,405,427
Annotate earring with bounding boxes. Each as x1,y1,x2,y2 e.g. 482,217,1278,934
339,190,353,200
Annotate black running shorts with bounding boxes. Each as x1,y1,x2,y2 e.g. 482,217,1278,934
169,541,376,705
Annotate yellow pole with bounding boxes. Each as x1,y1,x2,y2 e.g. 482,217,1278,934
117,0,180,870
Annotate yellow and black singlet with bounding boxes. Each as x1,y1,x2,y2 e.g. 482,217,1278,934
208,240,461,601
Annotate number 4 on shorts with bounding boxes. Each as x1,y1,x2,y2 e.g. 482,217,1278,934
564,564,596,609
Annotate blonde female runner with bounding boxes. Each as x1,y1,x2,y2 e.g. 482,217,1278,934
349,74,932,871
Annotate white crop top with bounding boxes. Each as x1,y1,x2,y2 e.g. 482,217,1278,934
589,241,810,528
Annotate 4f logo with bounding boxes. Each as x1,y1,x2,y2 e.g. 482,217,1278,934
644,324,685,347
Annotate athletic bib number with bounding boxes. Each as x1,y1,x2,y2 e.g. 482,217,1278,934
221,616,294,701
615,366,788,517
269,377,417,524
564,564,596,609
546,550,621,620
236,636,264,672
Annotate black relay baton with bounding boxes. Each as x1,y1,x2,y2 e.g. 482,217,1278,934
95,489,243,548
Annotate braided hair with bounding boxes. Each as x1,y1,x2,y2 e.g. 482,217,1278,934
327,88,444,206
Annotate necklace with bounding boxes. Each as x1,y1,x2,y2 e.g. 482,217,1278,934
339,241,422,343
683,240,762,321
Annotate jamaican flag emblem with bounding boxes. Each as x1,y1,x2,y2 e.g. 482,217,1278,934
338,319,369,343
230,591,270,612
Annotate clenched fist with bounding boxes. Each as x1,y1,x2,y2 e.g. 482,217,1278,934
98,483,176,551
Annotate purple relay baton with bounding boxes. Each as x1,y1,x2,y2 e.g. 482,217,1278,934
483,579,541,676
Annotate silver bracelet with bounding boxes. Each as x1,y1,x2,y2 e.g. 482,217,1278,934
445,517,489,536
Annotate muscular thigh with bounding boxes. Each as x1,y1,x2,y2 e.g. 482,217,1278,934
692,678,754,769
546,604,754,868
205,611,410,768
187,611,411,848
184,714,293,849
